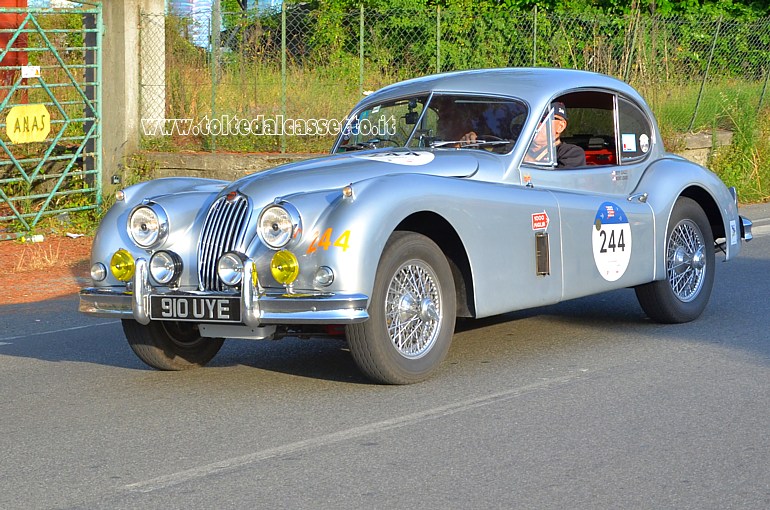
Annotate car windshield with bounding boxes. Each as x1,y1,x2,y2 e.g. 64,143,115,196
335,94,528,154
335,96,429,152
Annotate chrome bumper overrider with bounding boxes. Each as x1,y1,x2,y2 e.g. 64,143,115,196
741,215,753,241
79,258,369,326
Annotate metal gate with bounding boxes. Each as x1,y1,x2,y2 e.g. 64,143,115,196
0,1,101,240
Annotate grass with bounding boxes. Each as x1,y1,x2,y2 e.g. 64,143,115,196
14,240,62,272
709,102,770,203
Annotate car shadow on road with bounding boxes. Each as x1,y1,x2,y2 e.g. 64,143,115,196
0,295,373,382
454,253,770,366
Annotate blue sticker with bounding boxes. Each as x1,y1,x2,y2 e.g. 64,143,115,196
594,202,627,225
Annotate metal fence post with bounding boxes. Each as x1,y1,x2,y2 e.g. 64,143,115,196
532,6,537,67
436,6,441,74
210,0,221,151
758,66,770,114
359,4,364,96
85,9,99,206
624,10,640,83
281,1,287,154
688,16,722,132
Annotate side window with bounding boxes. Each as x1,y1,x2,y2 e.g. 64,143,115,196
549,91,616,168
618,97,652,164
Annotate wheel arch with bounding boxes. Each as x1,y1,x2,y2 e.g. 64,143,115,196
679,185,725,240
395,211,476,318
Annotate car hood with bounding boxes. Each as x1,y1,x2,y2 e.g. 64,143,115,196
226,149,483,200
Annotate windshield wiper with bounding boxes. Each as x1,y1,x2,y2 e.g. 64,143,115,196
430,139,510,148
339,142,377,151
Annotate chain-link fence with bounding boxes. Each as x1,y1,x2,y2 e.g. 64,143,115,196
139,6,770,154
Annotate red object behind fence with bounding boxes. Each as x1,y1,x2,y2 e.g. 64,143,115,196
0,0,28,104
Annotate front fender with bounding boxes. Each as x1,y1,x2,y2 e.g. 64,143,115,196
277,173,476,299
635,156,741,280
90,178,226,288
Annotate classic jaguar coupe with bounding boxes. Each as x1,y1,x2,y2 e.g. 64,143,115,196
80,68,752,383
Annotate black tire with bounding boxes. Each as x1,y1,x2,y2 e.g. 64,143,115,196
346,232,456,384
122,319,224,370
635,197,715,323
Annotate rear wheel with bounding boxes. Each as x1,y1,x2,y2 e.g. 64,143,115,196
346,232,456,384
122,320,224,370
635,197,715,323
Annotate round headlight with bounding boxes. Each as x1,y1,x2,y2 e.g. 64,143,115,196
217,252,246,287
110,249,135,282
149,250,182,285
128,205,167,248
258,203,301,249
271,250,299,285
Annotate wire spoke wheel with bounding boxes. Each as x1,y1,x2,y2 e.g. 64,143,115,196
666,219,707,303
385,260,442,359
635,197,714,324
346,232,456,384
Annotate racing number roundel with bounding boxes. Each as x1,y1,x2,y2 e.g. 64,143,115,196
592,202,632,282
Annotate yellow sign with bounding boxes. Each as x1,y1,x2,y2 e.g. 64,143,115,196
6,104,51,144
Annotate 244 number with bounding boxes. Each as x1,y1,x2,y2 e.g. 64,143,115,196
599,228,626,253
306,228,351,254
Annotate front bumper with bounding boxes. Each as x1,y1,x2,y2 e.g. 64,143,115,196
79,258,369,326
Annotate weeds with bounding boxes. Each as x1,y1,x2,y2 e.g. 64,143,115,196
14,240,62,272
710,98,770,203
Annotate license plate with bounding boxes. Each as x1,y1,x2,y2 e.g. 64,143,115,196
149,295,241,323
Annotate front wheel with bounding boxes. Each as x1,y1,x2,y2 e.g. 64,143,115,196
635,197,715,323
346,232,456,384
122,320,224,370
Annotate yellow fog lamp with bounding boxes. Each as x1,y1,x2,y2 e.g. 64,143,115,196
270,250,299,285
110,249,136,282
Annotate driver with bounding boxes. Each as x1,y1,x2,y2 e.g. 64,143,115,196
460,101,586,169
524,102,585,168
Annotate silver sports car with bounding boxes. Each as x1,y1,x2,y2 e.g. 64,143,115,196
80,68,752,384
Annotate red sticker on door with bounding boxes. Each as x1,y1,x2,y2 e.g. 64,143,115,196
532,211,549,231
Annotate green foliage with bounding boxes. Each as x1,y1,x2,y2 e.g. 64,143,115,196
710,100,770,203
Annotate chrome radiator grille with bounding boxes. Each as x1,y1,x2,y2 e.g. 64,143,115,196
197,194,251,291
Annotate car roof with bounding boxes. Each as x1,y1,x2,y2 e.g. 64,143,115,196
359,67,645,109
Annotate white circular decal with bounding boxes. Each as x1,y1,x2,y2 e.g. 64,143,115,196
592,202,632,282
639,133,650,153
353,151,435,166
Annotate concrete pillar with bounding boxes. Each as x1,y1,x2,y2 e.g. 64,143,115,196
102,0,165,192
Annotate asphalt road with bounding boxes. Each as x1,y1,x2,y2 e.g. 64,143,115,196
1,203,768,510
